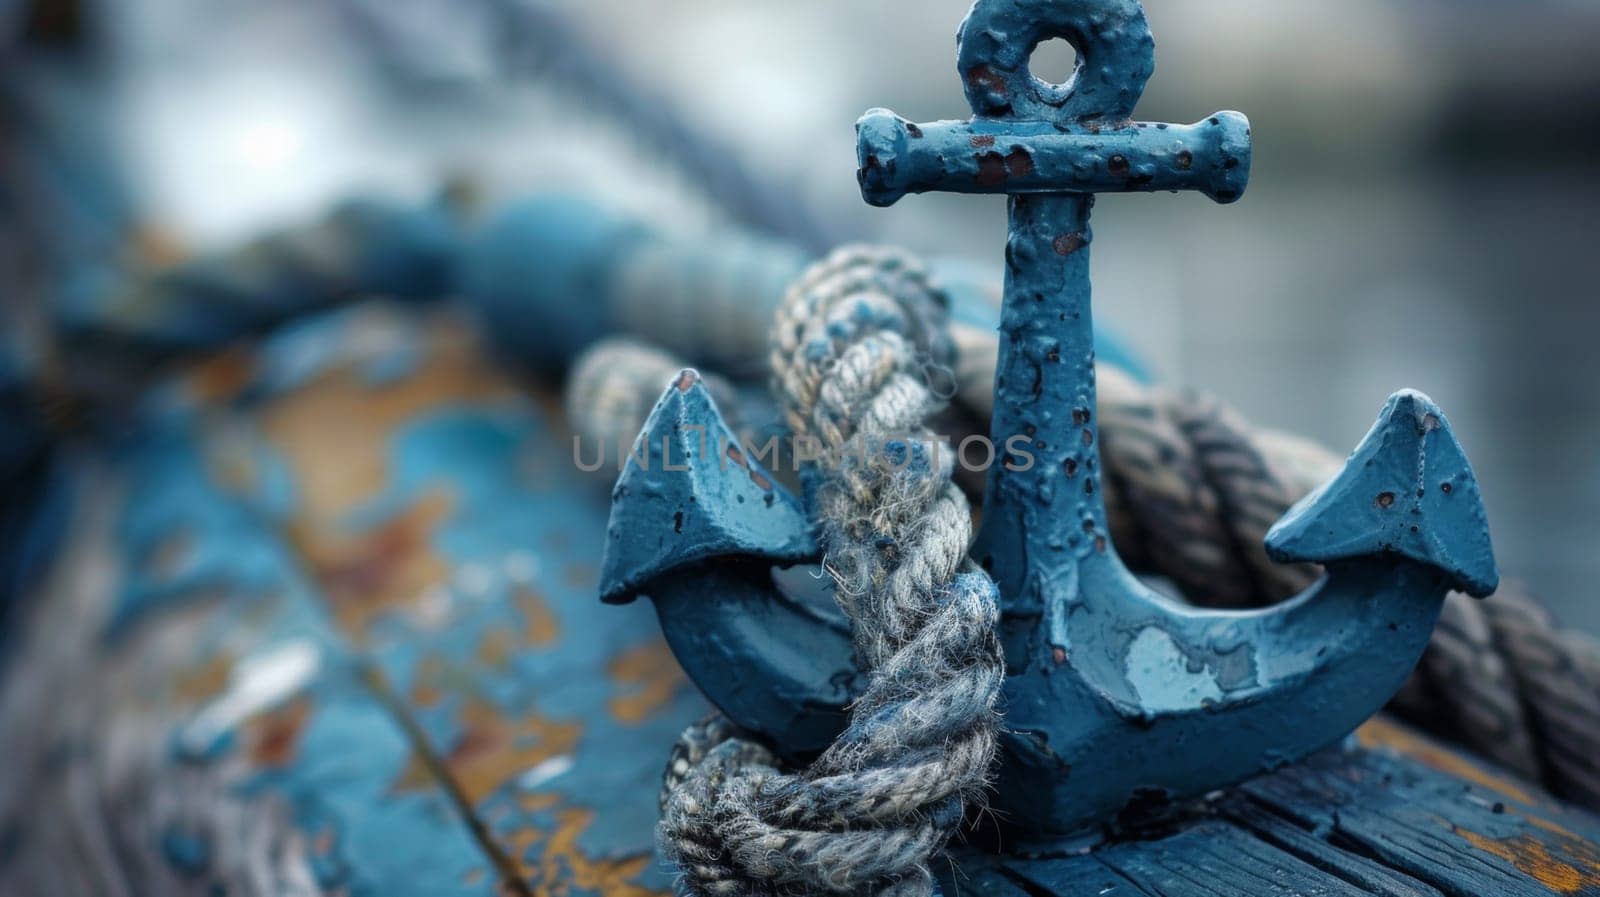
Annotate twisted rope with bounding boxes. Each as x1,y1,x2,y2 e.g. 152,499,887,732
656,247,1005,897
567,252,1600,813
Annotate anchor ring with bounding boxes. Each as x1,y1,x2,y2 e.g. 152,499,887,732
957,0,1155,123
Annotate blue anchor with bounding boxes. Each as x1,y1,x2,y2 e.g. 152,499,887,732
600,0,1500,842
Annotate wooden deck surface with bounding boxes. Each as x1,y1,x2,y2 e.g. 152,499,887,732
952,717,1600,896
2,302,1596,897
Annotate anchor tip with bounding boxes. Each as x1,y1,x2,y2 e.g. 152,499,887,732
1265,389,1498,598
598,374,816,606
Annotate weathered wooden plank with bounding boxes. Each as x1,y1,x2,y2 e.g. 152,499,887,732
941,855,1130,897
0,417,493,895
176,303,706,895
950,721,1600,897
1241,719,1600,897
1095,821,1376,897
1217,797,1445,897
957,821,1394,897
11,301,1600,897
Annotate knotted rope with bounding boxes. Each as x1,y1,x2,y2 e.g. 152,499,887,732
656,247,1005,897
568,250,1600,815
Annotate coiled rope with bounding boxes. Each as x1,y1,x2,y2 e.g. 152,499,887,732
568,248,1600,816
655,248,1005,897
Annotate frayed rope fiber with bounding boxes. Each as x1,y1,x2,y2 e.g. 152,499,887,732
656,247,1005,897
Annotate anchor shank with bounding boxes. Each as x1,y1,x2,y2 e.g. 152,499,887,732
974,193,1112,626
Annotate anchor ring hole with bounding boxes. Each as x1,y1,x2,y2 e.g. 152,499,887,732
1028,37,1081,91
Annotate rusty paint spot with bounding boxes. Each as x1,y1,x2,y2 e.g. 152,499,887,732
185,347,257,405
1053,233,1085,256
1441,482,1454,494
674,370,696,393
966,64,1008,101
1108,154,1130,176
1052,647,1068,665
751,469,774,491
1063,457,1079,477
726,443,747,468
976,151,1008,187
248,698,311,768
1376,492,1396,509
1082,428,1094,446
905,122,923,138
1006,148,1034,178
971,134,996,147
1175,150,1194,171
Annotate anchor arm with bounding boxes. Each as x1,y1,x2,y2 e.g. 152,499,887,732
599,372,855,757
996,390,1499,838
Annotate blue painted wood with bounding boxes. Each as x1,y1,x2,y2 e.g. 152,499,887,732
602,0,1502,845
0,305,1576,897
945,720,1600,896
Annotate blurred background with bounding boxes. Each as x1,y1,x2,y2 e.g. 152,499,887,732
4,0,1599,628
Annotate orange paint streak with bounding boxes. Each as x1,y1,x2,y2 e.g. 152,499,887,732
508,809,667,897
294,490,455,638
172,652,235,704
260,313,511,522
248,697,312,768
477,629,515,670
606,642,686,725
1357,717,1542,807
390,699,582,807
1457,829,1600,893
516,588,560,648
183,347,257,407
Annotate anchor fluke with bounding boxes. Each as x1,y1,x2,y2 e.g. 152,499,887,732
1266,389,1499,599
600,370,815,606
599,373,854,755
